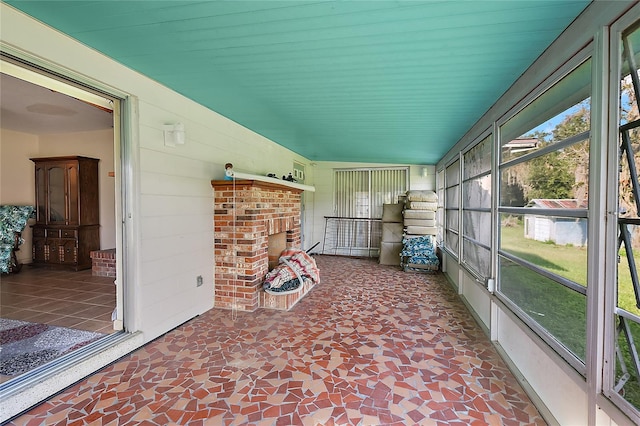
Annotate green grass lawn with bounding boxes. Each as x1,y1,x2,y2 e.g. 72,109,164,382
501,222,639,315
500,220,640,408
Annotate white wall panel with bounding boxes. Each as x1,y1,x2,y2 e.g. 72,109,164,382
460,271,490,329
442,252,459,290
497,307,588,425
139,215,211,240
139,172,211,197
139,149,215,179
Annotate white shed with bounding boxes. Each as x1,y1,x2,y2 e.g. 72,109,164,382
524,199,588,246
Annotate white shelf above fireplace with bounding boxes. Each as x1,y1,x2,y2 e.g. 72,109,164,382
232,171,316,192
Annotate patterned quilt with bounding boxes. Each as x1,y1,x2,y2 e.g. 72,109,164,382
0,205,35,274
400,235,440,272
263,249,320,293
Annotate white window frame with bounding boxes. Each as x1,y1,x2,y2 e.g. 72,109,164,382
602,10,640,422
461,132,493,283
495,48,594,375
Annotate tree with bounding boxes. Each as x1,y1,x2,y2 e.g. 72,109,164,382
554,103,590,205
620,77,640,219
526,147,574,199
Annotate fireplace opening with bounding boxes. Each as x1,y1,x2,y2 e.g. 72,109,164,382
268,232,287,271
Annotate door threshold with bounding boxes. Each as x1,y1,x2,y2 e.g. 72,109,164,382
0,331,144,422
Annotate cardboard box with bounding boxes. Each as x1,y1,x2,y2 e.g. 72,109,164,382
379,242,403,265
382,203,403,223
382,222,404,242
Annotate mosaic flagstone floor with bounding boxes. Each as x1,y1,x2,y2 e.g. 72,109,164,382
7,256,546,425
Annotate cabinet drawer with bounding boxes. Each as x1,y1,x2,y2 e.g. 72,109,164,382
61,229,78,239
46,228,60,238
32,227,45,238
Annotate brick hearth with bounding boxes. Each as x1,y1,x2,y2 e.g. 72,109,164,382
212,179,303,311
90,248,116,277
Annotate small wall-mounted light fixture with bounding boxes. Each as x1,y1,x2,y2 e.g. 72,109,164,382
163,122,185,147
421,167,429,178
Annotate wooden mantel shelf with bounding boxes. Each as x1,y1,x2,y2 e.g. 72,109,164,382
211,171,315,192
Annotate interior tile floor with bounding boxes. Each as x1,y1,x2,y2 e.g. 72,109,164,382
7,256,546,425
1,267,116,334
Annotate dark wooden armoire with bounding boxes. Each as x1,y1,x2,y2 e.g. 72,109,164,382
30,156,100,270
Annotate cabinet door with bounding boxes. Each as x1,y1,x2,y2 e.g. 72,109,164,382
59,239,77,265
32,237,46,263
34,165,46,223
47,239,61,264
47,165,67,224
66,163,79,225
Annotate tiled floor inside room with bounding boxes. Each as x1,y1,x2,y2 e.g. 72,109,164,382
1,267,115,334
7,256,546,425
1,267,116,383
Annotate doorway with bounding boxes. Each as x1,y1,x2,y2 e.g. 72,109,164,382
0,59,122,382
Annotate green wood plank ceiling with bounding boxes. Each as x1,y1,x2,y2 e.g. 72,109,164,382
4,1,590,164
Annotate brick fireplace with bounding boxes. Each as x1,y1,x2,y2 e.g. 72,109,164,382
212,179,305,311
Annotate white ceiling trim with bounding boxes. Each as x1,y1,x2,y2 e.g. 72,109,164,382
1,59,113,111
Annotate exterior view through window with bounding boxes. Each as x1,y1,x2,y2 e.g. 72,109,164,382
615,22,640,411
498,59,591,368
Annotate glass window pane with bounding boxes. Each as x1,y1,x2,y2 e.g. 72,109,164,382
621,26,640,117
446,186,459,209
618,227,640,317
619,126,640,217
497,53,592,376
445,230,459,255
614,314,640,407
464,136,492,179
437,169,445,203
463,238,490,279
463,210,491,243
500,213,587,286
48,166,66,223
437,169,445,243
499,256,586,361
500,60,592,161
446,209,459,231
463,176,491,209
614,23,640,411
446,160,460,185
500,139,589,208
462,135,493,281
